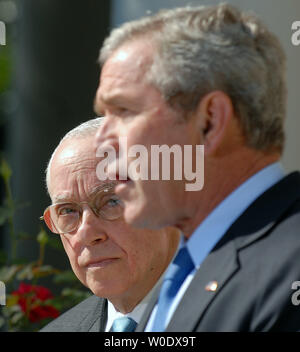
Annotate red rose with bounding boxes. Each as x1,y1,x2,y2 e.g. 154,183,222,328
12,282,60,323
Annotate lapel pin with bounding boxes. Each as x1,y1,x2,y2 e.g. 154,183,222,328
205,280,218,292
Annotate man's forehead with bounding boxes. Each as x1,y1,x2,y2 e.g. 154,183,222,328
109,39,154,65
54,138,94,165
56,145,78,163
97,43,154,114
101,41,154,82
51,149,98,186
58,153,96,169
49,137,98,193
51,181,117,203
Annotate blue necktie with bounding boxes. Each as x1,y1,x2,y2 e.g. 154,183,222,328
152,246,194,332
110,317,137,332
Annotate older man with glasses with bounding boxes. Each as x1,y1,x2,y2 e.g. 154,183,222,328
40,117,180,332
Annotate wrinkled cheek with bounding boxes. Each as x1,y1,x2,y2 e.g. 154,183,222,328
61,237,86,284
72,265,89,288
62,234,83,254
126,255,142,282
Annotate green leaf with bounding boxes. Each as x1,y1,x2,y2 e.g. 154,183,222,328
32,265,60,278
16,263,34,280
6,294,19,307
0,157,12,183
0,43,12,93
10,310,25,325
0,265,21,283
37,228,48,246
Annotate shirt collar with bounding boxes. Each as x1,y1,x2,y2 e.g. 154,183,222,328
186,162,285,269
105,253,175,331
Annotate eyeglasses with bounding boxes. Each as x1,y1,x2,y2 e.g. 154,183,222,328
40,187,124,234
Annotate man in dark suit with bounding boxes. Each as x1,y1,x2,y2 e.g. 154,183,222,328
94,4,300,331
40,118,180,332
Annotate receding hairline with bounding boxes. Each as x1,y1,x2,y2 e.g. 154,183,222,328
45,117,104,195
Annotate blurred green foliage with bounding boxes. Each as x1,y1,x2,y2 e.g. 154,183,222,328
0,43,11,93
0,157,92,331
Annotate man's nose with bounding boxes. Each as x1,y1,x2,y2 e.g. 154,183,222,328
74,207,108,246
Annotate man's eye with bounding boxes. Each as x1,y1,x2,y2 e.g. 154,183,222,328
57,206,77,216
114,107,132,117
93,191,124,214
118,107,128,114
99,195,123,211
106,198,122,207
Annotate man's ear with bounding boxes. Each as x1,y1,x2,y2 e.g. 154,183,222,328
195,91,234,155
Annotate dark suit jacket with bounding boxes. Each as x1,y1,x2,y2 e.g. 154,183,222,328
137,172,300,332
40,295,107,332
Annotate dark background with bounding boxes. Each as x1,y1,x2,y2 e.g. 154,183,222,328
0,0,111,277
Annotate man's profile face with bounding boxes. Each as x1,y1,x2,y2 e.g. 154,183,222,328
94,40,200,230
48,135,177,306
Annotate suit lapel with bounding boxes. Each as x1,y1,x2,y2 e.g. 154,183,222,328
166,222,276,331
135,284,161,332
86,298,107,332
166,239,238,331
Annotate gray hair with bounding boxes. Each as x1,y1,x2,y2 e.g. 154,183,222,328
99,3,287,153
46,117,104,193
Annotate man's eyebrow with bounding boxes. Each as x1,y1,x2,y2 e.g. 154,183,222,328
95,91,135,112
52,194,73,203
52,182,117,204
101,92,125,104
89,182,118,198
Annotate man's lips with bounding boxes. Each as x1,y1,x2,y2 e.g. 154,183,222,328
84,258,119,268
